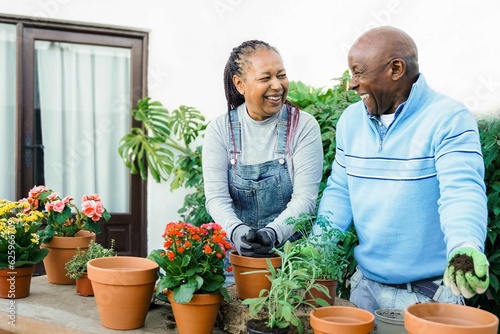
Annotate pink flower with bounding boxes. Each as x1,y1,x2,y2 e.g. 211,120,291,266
83,194,101,202
82,200,103,221
62,196,73,204
52,200,66,213
29,185,49,199
47,192,59,201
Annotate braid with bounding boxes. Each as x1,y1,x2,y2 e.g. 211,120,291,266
223,40,280,112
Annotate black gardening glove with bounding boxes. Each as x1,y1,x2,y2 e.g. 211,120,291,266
251,227,277,257
232,225,261,257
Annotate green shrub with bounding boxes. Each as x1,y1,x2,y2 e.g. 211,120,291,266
468,118,500,316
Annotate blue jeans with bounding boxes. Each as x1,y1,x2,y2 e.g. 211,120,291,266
349,268,464,317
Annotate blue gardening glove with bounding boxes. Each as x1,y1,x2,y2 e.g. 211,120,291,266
251,227,277,257
443,246,489,299
231,224,261,257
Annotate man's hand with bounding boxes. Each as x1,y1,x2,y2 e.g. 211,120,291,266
443,247,489,299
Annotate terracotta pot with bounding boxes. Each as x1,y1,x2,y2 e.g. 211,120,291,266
167,290,223,334
87,256,158,330
375,309,407,334
309,306,375,334
41,230,95,284
228,250,281,299
0,266,35,299
246,318,289,333
404,303,499,334
308,279,337,307
75,273,93,296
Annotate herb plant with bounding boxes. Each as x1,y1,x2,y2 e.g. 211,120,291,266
285,212,353,282
65,239,116,279
242,241,329,334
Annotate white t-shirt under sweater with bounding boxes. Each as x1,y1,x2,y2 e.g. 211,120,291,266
202,103,323,243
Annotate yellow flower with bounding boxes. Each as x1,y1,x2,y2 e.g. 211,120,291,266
30,233,40,244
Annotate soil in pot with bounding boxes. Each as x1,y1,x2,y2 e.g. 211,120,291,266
404,303,499,334
375,309,407,334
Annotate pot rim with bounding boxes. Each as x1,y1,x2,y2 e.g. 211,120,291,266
87,256,158,285
228,250,281,268
405,303,499,330
309,306,375,332
40,230,95,249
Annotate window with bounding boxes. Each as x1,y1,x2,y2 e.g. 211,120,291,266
1,16,148,259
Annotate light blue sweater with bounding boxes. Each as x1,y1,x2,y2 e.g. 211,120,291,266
317,75,487,284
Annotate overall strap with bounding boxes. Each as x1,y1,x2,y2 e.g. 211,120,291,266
228,109,241,165
275,107,289,164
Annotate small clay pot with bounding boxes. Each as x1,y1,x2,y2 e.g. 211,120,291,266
308,279,337,307
404,303,499,334
75,273,94,296
309,306,375,334
87,256,158,330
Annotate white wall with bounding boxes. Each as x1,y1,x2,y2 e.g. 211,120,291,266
1,0,499,252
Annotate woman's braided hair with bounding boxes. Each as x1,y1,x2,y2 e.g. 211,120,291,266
223,40,280,112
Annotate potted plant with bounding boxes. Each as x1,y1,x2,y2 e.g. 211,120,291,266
147,221,233,334
0,199,49,298
65,239,116,296
24,185,111,284
285,212,353,306
242,241,329,334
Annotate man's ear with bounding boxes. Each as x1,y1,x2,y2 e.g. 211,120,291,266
390,59,406,80
233,75,244,95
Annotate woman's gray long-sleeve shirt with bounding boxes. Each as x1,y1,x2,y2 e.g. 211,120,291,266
202,103,323,244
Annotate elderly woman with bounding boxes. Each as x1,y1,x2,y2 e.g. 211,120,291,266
202,40,323,257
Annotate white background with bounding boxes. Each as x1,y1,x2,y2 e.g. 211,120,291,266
1,0,499,252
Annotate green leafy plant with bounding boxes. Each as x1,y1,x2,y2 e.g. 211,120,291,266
147,222,233,304
288,70,361,194
285,212,354,282
65,239,116,279
467,117,500,316
118,97,210,225
242,241,329,334
0,199,49,269
287,72,360,299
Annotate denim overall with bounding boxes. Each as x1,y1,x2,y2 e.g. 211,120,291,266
227,108,293,228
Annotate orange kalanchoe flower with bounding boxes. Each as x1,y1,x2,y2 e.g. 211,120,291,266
148,221,233,304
